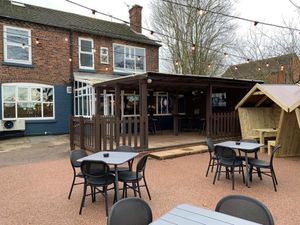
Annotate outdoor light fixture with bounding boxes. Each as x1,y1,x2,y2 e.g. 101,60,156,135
266,62,270,67
147,78,152,84
280,65,284,71
65,37,68,42
258,67,261,71
35,38,40,44
234,66,238,70
191,44,196,51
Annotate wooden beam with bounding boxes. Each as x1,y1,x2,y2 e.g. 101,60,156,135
255,95,268,107
139,79,148,150
172,94,179,136
295,108,300,129
206,84,212,137
115,84,121,147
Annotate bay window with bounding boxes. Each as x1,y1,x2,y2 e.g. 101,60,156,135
2,83,54,119
4,25,32,64
113,44,145,73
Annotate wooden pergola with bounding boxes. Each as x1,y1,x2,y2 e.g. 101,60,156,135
70,72,260,152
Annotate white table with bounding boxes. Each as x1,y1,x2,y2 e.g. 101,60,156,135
150,204,262,225
215,141,263,187
77,151,138,201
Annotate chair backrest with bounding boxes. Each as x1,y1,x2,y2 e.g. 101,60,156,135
206,138,215,153
214,146,236,160
80,160,110,179
70,149,87,168
136,154,149,174
270,145,281,166
215,195,274,225
107,197,152,225
114,145,136,152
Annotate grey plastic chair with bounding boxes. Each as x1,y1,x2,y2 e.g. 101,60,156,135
205,138,217,177
107,197,152,225
249,145,281,191
68,149,87,199
215,195,274,225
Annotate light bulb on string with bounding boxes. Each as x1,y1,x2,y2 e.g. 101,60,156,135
207,64,211,69
35,38,40,44
280,64,284,71
191,44,196,51
266,62,269,67
198,8,204,16
234,66,238,70
258,67,261,71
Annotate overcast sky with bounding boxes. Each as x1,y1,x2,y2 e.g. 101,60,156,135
16,0,300,35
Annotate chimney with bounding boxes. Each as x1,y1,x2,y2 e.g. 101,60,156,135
129,5,142,33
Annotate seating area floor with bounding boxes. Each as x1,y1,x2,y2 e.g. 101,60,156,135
1,136,300,225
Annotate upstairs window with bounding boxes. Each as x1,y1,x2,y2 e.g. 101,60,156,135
100,47,109,64
79,37,94,70
3,25,32,64
113,44,145,73
2,83,54,120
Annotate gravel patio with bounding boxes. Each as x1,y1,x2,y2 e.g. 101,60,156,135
1,141,300,225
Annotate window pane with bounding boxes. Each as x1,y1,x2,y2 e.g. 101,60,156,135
101,48,108,54
136,48,145,71
124,95,135,115
158,96,169,114
81,40,92,52
114,45,124,68
101,55,108,63
135,96,140,115
7,45,29,61
125,59,135,70
31,88,41,101
43,103,53,117
3,86,16,101
18,87,28,101
80,53,93,67
17,103,41,118
7,28,29,44
4,103,16,118
43,88,53,102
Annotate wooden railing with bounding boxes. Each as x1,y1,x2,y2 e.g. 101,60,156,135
209,111,241,137
69,115,146,152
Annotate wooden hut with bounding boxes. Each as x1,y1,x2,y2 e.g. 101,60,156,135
236,84,300,157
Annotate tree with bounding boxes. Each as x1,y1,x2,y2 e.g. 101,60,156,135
150,0,237,75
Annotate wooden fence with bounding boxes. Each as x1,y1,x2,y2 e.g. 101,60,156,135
69,115,146,152
209,111,241,137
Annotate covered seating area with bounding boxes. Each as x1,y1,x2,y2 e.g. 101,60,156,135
235,84,300,157
70,72,260,152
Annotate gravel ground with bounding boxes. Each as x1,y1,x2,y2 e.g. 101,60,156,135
0,139,299,225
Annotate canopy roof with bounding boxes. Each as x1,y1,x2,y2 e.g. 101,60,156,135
236,83,300,112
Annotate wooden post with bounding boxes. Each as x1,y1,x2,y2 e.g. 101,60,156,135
206,84,212,137
79,116,85,149
139,79,148,150
115,84,121,147
173,94,179,136
69,115,75,150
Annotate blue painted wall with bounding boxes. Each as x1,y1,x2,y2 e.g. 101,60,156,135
0,85,72,136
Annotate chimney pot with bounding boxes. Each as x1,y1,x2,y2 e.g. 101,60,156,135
129,5,142,33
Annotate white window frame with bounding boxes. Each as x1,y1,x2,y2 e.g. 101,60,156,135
154,92,172,116
3,25,32,65
113,43,146,73
78,37,94,70
73,80,95,118
1,83,55,120
121,91,140,117
100,47,109,64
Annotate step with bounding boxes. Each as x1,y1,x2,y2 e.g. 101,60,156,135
150,145,208,160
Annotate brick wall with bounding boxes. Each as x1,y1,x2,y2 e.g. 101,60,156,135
0,19,160,85
0,19,71,85
72,32,159,74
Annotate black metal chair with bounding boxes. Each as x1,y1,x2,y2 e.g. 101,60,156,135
205,138,217,177
213,146,244,190
215,195,274,225
68,149,87,199
249,145,281,191
110,145,136,173
107,197,152,225
118,154,151,200
79,160,115,216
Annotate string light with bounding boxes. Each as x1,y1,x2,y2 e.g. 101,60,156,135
150,30,154,35
21,43,26,49
254,21,259,26
175,60,179,66
92,48,96,53
35,38,40,44
191,44,196,51
198,8,204,16
105,67,109,71
65,37,68,42
246,59,250,63
280,64,284,71
258,67,261,71
224,53,228,57
266,62,270,67
69,58,72,62
234,66,238,70
207,64,211,69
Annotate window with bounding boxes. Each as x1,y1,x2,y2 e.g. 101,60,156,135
2,83,54,119
3,25,32,64
122,92,140,117
79,38,94,70
74,81,95,117
100,47,109,64
113,44,145,73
